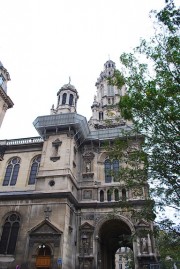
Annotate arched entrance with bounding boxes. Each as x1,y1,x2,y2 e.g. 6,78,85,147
36,244,51,269
98,219,133,269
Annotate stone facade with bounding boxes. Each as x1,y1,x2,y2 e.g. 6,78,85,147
0,60,158,269
0,62,13,129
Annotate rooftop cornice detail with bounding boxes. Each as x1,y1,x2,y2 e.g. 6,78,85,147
0,63,11,80
0,87,14,108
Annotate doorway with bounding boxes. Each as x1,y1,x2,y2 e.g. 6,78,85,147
36,245,51,269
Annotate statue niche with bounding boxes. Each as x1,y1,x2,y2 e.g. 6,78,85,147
82,152,95,179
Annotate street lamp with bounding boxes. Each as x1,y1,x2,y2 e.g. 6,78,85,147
81,234,88,269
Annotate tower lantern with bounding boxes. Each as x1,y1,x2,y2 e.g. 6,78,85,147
51,81,79,115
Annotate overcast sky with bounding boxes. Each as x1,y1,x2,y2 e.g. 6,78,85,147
0,0,166,139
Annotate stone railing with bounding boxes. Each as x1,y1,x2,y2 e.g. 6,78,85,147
0,136,43,146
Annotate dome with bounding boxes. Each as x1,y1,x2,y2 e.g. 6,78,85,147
57,83,78,96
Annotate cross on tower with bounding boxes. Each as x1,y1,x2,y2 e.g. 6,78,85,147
44,206,52,220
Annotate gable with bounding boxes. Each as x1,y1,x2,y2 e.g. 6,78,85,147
79,222,94,231
29,219,62,235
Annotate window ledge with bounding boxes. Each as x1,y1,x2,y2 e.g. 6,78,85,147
82,172,94,178
0,255,15,262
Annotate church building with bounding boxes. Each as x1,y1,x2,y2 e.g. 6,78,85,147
0,60,158,269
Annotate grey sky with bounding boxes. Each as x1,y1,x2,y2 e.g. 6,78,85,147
0,0,166,139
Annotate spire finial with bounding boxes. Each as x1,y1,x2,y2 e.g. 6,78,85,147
108,54,110,60
69,76,71,84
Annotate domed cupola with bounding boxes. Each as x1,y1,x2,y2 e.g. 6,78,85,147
51,80,79,115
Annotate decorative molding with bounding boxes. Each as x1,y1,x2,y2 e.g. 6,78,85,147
83,190,92,199
82,172,94,178
0,87,13,108
50,138,62,162
0,145,7,161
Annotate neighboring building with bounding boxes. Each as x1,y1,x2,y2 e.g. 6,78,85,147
0,60,158,269
115,247,132,269
0,62,13,129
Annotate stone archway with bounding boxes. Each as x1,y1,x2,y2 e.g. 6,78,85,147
96,217,134,269
27,220,62,269
36,244,51,269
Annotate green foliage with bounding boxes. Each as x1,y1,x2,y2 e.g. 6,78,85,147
113,0,179,221
156,228,180,268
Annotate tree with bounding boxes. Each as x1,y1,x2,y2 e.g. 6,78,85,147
156,228,180,268
111,0,179,232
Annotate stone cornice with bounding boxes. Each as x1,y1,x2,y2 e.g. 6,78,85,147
0,191,149,209
0,87,14,108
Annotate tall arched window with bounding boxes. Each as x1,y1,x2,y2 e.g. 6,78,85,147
113,159,119,182
100,190,104,202
104,159,119,183
3,157,20,186
104,159,112,183
62,93,67,104
69,94,74,105
0,213,20,254
108,85,114,96
28,156,41,185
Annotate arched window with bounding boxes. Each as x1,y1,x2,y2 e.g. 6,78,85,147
3,157,20,186
69,94,74,105
104,159,119,183
107,190,112,201
113,159,119,181
0,213,20,254
104,159,112,183
100,190,104,202
28,156,41,185
99,112,103,121
108,85,114,96
122,188,127,200
114,189,119,201
62,93,67,104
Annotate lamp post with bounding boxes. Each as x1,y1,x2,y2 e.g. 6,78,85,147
81,234,88,269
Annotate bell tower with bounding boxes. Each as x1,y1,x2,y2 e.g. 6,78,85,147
89,60,127,129
0,61,14,128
